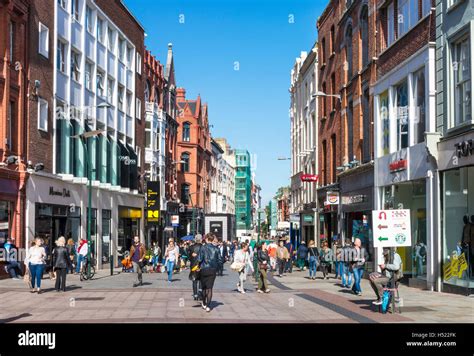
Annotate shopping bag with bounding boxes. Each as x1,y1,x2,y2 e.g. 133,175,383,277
381,290,392,314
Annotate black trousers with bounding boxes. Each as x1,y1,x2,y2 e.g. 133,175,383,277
277,258,286,275
192,279,201,297
55,268,68,291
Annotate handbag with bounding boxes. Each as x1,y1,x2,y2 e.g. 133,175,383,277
258,262,268,271
230,261,245,271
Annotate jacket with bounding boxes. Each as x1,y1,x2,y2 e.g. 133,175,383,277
296,244,308,259
257,250,270,264
320,248,333,265
308,247,319,260
53,246,72,269
198,243,223,270
129,243,146,261
383,252,402,280
189,243,202,267
276,246,289,260
352,247,369,268
234,249,254,272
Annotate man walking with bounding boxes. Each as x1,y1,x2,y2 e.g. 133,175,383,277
130,236,146,287
296,241,308,271
276,239,290,277
284,238,294,273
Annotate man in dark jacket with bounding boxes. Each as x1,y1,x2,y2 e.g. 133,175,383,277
189,236,203,300
296,241,308,271
197,233,223,312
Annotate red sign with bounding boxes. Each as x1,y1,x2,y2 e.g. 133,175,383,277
389,159,407,172
301,174,319,182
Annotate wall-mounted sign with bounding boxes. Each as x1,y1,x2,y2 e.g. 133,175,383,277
301,174,319,182
389,159,407,173
303,215,313,222
289,214,300,222
49,187,71,198
342,194,366,205
372,209,412,247
326,191,339,205
147,181,160,223
171,215,179,227
454,139,473,158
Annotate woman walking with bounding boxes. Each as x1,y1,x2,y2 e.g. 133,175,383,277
320,241,333,279
66,238,76,274
151,241,161,272
27,237,47,293
198,234,223,312
164,239,179,283
256,242,271,293
233,242,254,294
52,237,72,292
308,240,319,280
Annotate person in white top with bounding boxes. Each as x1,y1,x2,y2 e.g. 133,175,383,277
233,242,254,294
26,237,46,293
164,239,179,283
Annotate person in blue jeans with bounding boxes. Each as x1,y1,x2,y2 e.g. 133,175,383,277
164,239,179,283
307,240,319,280
351,238,368,296
26,238,47,293
341,238,353,288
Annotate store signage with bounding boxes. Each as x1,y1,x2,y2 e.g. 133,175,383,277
303,215,313,223
389,159,407,173
119,156,137,165
171,215,179,227
342,194,366,205
443,253,468,280
372,209,412,248
147,181,160,223
49,187,71,198
454,139,473,158
289,214,300,222
326,191,339,205
301,174,319,182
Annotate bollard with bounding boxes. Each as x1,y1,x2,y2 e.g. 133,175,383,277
110,255,114,276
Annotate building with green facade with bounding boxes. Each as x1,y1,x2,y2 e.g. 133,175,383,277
234,149,252,235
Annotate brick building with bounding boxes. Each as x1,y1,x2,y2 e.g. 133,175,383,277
0,0,29,248
176,88,211,236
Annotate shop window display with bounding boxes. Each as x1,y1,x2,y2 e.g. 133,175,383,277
443,167,474,289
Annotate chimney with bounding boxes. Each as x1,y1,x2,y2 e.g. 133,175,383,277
176,87,186,101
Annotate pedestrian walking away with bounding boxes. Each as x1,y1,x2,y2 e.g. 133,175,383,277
320,241,333,279
284,237,294,273
307,240,319,280
370,247,403,305
151,241,161,272
351,238,368,296
197,233,223,312
296,241,308,271
130,236,146,287
27,237,46,293
164,238,179,283
42,238,55,281
188,236,203,300
52,236,73,292
341,239,354,288
66,238,76,274
276,239,290,277
256,241,271,293
232,242,254,293
75,238,88,274
334,242,343,280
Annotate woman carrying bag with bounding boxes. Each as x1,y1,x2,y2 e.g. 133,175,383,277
307,240,319,280
231,242,254,294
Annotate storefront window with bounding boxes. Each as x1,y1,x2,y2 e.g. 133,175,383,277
35,203,81,247
346,212,374,272
383,180,427,278
87,208,97,261
379,91,390,155
0,201,11,243
443,167,474,289
101,210,111,266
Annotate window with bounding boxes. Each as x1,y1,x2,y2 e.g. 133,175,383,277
85,62,93,91
107,27,115,52
107,78,114,103
181,153,190,172
181,184,190,204
126,46,133,67
380,91,390,155
422,0,431,16
360,6,369,68
118,86,124,111
71,0,80,21
397,0,418,38
321,38,326,64
58,0,67,10
322,140,327,185
97,18,104,43
322,82,327,117
126,93,132,116
9,22,14,62
145,121,151,148
330,25,335,54
38,22,49,58
331,73,336,111
136,98,141,120
71,51,80,82
136,52,142,74
154,87,160,105
86,6,93,34
96,70,105,97
387,2,395,46
38,98,48,132
345,25,353,80
182,122,191,142
396,80,409,150
453,35,471,127
331,135,337,183
119,38,126,62
362,88,370,162
7,101,13,150
144,80,150,101
414,68,426,144
347,100,354,162
57,41,66,73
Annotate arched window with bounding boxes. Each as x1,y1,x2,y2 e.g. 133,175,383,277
360,5,369,68
345,25,353,80
181,152,190,172
181,183,190,204
144,80,150,101
182,122,190,142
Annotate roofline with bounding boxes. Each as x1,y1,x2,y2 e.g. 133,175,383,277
118,0,146,32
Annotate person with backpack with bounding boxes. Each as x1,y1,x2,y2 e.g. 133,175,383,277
197,233,223,312
296,241,308,271
369,247,402,305
307,240,319,280
341,238,354,288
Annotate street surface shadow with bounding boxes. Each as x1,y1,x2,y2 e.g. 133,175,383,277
0,313,32,323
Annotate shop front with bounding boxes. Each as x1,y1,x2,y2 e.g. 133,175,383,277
26,173,144,269
300,202,316,245
317,184,340,248
438,131,474,294
0,174,25,248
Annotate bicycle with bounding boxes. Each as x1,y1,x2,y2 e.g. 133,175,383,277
79,257,96,281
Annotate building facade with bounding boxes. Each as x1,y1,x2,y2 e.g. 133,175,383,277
234,149,252,237
435,0,473,294
210,138,235,215
24,0,146,268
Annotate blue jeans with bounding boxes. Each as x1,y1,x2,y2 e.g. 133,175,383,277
166,260,175,282
308,256,318,278
342,263,353,287
352,267,364,293
76,254,85,273
335,261,343,278
29,263,45,289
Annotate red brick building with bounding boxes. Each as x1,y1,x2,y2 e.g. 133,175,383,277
0,0,30,248
176,88,211,235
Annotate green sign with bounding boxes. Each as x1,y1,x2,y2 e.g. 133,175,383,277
378,236,389,242
303,215,313,223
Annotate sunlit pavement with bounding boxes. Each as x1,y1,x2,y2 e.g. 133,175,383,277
0,264,472,323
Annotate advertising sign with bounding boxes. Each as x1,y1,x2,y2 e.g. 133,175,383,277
326,191,339,205
210,221,223,239
301,174,319,182
146,181,160,223
171,215,179,227
372,209,412,248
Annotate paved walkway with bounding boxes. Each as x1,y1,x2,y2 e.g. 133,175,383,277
0,265,472,323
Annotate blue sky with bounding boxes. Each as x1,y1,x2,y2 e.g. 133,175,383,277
125,0,326,204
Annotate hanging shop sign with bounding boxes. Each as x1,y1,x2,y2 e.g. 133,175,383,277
372,209,412,248
301,174,319,182
326,191,339,205
303,215,313,223
146,181,160,223
389,159,407,173
171,215,179,227
454,139,473,158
